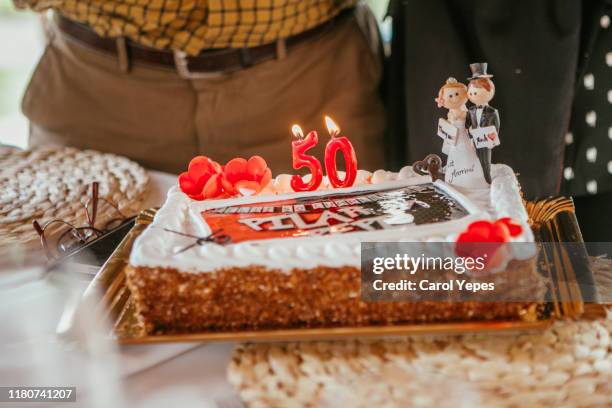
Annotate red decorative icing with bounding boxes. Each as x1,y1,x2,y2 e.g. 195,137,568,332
221,155,272,197
455,218,523,268
178,156,224,200
496,217,523,237
179,155,273,200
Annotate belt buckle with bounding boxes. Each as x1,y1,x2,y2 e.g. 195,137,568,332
173,50,224,79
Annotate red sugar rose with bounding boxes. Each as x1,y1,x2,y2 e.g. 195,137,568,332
455,218,524,269
495,217,523,237
178,156,223,200
178,155,273,200
221,156,272,196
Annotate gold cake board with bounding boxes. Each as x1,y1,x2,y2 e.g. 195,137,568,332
80,198,588,345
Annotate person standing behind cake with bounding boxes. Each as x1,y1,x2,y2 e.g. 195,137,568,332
561,2,612,243
13,0,385,175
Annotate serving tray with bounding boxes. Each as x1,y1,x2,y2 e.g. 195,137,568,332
77,198,587,344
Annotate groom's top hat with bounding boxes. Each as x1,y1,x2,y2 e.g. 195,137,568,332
468,62,494,80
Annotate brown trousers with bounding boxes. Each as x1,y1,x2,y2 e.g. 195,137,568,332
23,9,385,175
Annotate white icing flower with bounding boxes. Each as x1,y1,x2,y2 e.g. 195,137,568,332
324,242,354,261
233,243,265,258
398,165,417,179
354,170,372,185
371,169,391,184
273,174,293,192
296,245,321,260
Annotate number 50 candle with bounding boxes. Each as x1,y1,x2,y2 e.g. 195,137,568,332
324,116,358,188
290,124,323,192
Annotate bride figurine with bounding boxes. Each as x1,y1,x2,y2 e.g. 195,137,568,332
435,78,489,190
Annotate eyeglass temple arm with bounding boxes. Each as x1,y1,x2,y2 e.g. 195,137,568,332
32,220,52,259
89,181,99,227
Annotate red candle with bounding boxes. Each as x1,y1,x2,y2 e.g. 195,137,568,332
290,124,323,192
324,116,358,188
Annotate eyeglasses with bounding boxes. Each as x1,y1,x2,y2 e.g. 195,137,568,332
32,182,128,260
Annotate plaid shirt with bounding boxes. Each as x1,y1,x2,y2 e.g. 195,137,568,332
15,0,355,55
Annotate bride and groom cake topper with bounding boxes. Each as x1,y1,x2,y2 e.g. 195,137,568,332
432,62,500,190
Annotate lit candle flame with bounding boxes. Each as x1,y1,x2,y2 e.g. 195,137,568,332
291,124,304,139
324,115,340,138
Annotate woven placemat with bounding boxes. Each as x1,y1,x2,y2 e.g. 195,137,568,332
228,260,612,408
0,146,149,248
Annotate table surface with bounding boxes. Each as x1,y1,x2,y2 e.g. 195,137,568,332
0,170,241,408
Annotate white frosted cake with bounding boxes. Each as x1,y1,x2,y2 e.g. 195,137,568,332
126,164,544,334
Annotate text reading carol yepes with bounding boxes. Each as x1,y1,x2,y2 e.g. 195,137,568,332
371,279,495,292
368,254,495,292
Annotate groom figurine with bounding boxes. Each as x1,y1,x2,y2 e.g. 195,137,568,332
465,62,500,184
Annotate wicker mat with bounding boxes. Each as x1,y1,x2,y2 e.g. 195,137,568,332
228,260,612,408
0,146,149,250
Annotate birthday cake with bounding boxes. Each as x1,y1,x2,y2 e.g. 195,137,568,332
126,161,546,335
126,64,548,335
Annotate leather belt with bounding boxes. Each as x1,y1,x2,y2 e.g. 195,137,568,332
56,9,352,77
